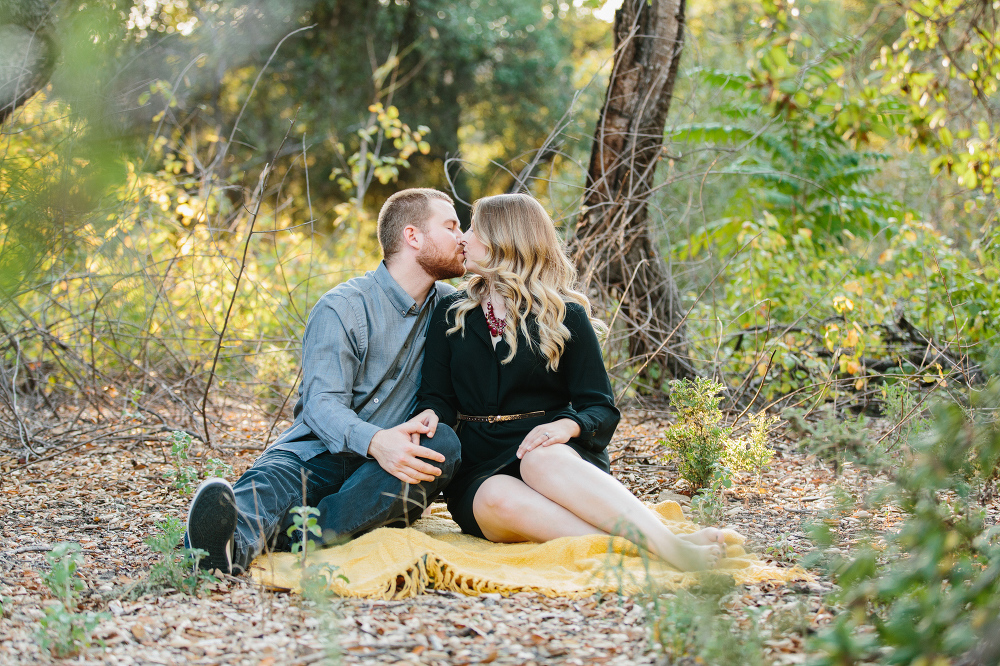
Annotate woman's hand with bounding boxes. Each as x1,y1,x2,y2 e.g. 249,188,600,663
516,418,581,459
413,408,440,439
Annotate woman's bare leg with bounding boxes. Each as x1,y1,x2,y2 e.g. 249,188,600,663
518,445,723,571
677,528,726,546
473,475,606,543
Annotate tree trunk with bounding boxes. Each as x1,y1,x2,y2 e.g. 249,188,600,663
571,0,696,381
0,0,58,124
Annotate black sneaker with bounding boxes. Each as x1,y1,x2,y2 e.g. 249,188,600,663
186,478,236,575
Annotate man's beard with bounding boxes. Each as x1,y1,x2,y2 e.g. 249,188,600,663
417,242,465,280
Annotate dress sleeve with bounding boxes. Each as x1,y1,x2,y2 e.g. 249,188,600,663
413,295,459,427
548,303,621,453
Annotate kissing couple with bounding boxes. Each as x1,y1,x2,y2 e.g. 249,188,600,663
185,188,725,575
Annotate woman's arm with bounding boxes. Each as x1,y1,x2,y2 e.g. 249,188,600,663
523,303,620,455
412,296,460,426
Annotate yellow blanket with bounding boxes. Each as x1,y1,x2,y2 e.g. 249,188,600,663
249,501,807,599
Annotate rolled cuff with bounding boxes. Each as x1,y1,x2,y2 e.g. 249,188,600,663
550,409,598,442
346,421,381,458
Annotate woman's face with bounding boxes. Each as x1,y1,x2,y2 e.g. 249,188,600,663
461,223,489,276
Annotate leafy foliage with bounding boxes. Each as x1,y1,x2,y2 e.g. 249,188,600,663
874,0,1000,198
285,505,348,604
167,431,232,495
287,505,322,561
137,518,218,597
683,211,998,402
645,581,766,666
661,378,732,490
35,543,109,658
810,363,1000,665
661,378,777,490
673,64,900,243
723,411,778,487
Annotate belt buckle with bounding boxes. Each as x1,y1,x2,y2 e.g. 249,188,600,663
487,415,497,424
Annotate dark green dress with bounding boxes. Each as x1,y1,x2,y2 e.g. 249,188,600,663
414,291,621,537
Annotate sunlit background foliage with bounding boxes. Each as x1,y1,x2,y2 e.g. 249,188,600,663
1,0,997,418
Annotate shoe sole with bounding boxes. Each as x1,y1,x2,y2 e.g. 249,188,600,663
186,478,236,574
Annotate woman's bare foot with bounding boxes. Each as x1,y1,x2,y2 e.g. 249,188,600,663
651,534,724,571
678,527,725,547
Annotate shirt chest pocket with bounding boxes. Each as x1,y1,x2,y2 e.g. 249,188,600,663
356,371,419,422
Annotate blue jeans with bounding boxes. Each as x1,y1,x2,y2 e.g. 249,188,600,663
228,426,461,573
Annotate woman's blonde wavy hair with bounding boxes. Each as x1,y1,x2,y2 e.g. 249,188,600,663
448,193,606,371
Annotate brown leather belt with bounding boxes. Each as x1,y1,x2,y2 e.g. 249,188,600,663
457,410,545,424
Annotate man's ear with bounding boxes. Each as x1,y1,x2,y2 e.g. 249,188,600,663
401,224,422,251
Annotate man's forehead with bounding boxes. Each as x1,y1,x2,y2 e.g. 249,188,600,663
427,198,458,220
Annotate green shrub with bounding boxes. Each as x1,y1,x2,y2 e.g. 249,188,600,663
661,378,731,490
810,364,1000,665
131,518,218,597
646,583,766,666
34,543,108,658
723,411,778,488
167,431,233,495
661,378,777,491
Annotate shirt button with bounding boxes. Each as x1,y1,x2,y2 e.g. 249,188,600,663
373,398,380,404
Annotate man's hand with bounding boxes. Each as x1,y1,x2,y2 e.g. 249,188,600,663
367,417,446,484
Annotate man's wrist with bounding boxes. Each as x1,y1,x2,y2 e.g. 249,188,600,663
351,422,382,458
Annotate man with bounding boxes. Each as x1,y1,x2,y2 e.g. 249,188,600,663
185,188,467,575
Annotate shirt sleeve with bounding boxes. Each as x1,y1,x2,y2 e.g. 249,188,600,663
548,303,621,453
413,296,459,426
298,294,381,457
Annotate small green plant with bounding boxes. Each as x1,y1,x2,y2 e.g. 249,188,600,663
690,467,733,524
662,378,777,491
122,387,144,419
168,431,199,493
0,595,10,617
764,534,799,563
881,380,930,450
285,505,349,603
167,430,233,495
41,543,85,606
647,585,765,666
723,411,778,489
133,518,217,597
786,407,882,470
35,542,108,657
661,378,732,490
287,505,322,566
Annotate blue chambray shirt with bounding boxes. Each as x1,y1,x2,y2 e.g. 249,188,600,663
270,262,455,460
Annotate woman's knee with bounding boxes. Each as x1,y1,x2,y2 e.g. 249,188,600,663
520,443,580,481
473,477,524,523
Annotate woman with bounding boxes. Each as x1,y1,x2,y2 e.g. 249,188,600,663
413,193,723,571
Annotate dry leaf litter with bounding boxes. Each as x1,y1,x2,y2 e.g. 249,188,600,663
1,407,945,665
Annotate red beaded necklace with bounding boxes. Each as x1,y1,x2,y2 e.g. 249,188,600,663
485,300,506,338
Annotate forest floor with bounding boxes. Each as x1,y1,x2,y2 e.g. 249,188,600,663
0,406,917,665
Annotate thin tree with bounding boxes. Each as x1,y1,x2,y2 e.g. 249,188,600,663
572,0,696,381
0,0,58,123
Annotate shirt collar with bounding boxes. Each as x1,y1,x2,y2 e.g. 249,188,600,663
373,261,421,316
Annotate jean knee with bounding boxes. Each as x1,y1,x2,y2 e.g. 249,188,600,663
421,425,461,470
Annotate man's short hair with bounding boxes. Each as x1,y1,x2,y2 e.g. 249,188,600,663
377,188,454,260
